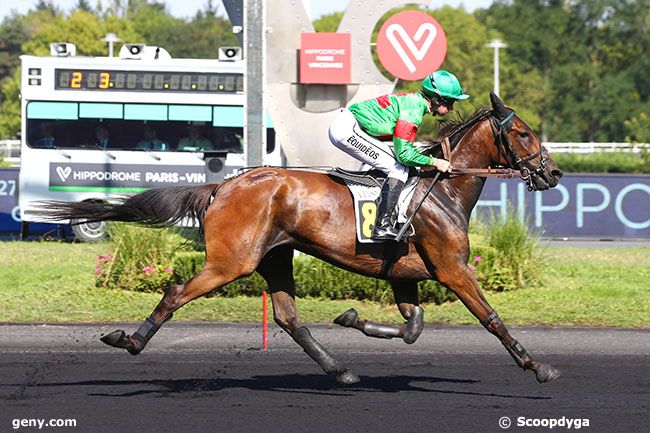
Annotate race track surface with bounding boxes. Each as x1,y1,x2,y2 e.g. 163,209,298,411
0,323,648,433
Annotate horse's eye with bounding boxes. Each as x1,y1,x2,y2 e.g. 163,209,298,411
518,131,530,138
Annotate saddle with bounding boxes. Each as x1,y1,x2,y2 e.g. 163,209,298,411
327,168,418,243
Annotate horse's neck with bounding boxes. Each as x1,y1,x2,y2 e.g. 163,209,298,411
439,121,494,220
450,121,493,170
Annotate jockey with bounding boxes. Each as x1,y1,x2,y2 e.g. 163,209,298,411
328,70,470,240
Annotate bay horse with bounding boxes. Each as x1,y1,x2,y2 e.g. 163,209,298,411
40,93,563,385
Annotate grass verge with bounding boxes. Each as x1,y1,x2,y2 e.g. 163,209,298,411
0,242,648,327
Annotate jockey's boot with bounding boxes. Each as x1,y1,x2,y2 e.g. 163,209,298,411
372,177,405,240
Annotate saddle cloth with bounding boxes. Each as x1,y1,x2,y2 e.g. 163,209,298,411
329,169,418,243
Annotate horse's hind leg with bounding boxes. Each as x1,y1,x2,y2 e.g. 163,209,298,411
333,281,424,344
257,247,359,385
101,264,247,355
435,264,561,383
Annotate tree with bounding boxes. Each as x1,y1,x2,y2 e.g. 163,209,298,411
313,12,343,32
0,8,62,103
479,0,648,142
34,0,61,16
74,0,94,13
184,11,238,58
126,2,237,59
22,10,140,57
0,15,28,90
0,69,21,138
624,111,650,144
414,7,545,139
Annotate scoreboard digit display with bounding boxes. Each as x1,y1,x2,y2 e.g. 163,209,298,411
55,69,244,93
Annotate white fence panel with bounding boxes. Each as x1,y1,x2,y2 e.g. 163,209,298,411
544,142,650,153
0,139,20,165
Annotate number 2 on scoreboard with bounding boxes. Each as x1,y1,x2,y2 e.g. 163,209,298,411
71,71,82,88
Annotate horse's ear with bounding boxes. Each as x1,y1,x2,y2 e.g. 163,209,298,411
490,92,511,121
489,92,503,109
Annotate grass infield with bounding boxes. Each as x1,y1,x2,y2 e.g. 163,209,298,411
0,241,648,327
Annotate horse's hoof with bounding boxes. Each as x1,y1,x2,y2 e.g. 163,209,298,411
126,345,143,356
100,330,127,348
334,309,358,328
536,363,561,383
336,370,360,385
100,330,142,355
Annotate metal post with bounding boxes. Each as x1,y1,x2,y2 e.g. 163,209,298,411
101,33,121,58
244,0,266,167
486,39,507,96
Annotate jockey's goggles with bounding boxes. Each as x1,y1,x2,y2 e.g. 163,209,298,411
435,95,456,109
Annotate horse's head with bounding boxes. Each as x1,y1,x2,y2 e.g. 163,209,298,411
488,93,562,191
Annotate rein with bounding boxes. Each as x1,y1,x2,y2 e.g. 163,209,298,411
440,135,522,179
438,112,548,186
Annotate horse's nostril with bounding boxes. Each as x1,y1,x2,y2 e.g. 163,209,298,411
552,169,563,179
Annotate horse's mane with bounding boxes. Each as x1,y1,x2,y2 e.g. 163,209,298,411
418,107,492,157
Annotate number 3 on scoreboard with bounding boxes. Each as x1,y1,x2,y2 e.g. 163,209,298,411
99,72,110,89
71,71,82,88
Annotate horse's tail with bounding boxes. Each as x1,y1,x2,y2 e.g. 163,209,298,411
36,184,219,228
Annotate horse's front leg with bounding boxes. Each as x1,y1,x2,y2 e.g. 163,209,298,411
334,281,424,344
436,263,561,383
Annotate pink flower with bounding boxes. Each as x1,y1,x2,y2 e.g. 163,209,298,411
143,265,160,276
468,264,477,271
95,264,103,269
164,268,173,274
95,269,102,275
474,256,482,263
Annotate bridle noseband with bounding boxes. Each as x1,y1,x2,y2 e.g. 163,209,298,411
488,111,549,191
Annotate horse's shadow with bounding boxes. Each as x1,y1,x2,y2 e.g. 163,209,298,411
36,374,549,400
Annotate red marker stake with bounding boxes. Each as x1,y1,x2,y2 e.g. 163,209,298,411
262,291,268,350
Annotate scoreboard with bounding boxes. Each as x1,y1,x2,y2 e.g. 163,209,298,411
54,69,244,93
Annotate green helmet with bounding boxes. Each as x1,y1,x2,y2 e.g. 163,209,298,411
421,70,470,101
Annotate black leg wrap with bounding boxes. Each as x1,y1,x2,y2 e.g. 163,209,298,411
291,327,344,374
505,339,530,369
403,306,424,344
362,322,401,339
291,327,360,385
480,311,499,327
131,316,164,346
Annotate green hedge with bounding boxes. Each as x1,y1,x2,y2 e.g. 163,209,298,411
95,223,193,292
100,212,541,305
171,251,457,304
551,152,650,173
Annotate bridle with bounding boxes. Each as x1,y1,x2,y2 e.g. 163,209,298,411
487,111,549,191
398,109,548,242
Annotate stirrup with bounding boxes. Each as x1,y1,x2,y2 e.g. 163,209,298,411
372,222,400,240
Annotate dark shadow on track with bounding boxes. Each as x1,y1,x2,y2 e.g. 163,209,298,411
24,374,549,400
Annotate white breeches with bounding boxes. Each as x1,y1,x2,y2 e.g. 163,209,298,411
328,109,409,182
